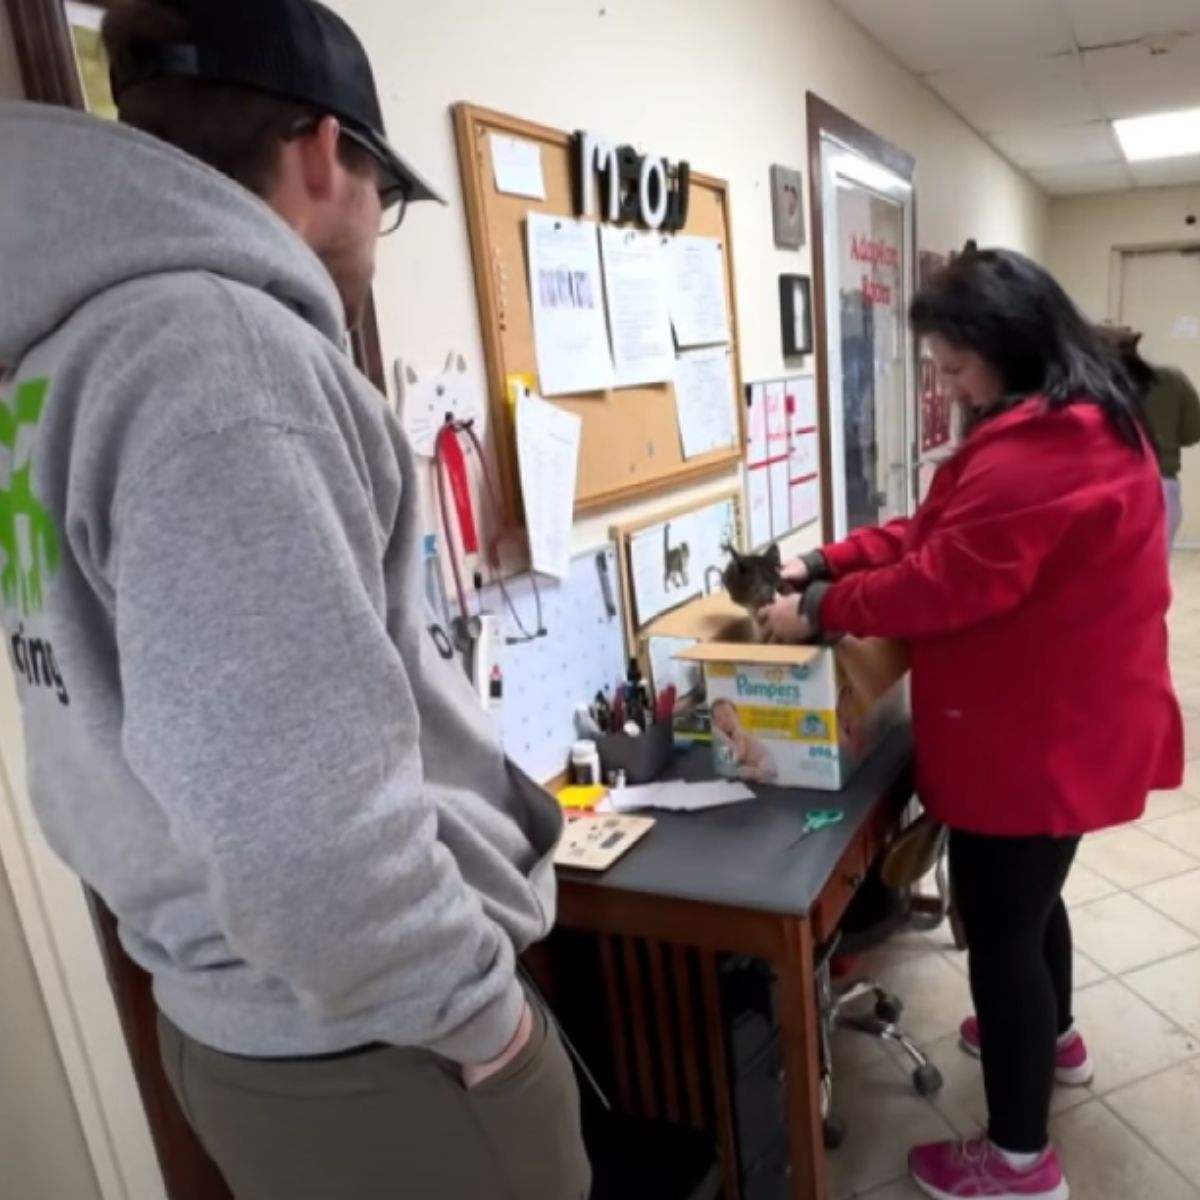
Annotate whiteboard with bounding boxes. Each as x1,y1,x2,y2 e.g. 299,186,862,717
474,546,627,783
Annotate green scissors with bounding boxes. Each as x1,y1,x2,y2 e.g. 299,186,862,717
788,808,845,849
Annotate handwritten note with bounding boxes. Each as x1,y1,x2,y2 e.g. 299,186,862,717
600,227,675,387
769,460,791,539
668,235,730,348
527,213,614,396
515,389,582,579
490,134,545,199
674,347,738,460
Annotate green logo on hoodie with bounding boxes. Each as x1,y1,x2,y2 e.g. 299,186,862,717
0,378,60,617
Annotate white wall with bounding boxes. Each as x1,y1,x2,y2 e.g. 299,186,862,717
1048,186,1200,321
331,0,1047,556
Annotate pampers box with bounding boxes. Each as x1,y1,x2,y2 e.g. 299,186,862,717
651,594,908,791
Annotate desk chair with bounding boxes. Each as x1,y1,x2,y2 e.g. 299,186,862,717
816,818,950,1148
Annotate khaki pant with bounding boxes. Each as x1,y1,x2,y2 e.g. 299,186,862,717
158,995,591,1200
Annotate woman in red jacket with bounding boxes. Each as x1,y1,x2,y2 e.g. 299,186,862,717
759,247,1182,1200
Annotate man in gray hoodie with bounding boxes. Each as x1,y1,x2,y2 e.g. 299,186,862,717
0,0,589,1195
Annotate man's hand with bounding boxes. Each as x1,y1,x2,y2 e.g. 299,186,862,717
780,559,811,588
462,1001,534,1089
758,595,814,644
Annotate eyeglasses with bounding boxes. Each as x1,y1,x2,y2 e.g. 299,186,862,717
287,117,411,237
339,125,410,237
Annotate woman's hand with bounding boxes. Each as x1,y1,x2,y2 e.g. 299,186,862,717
780,559,811,588
757,595,814,644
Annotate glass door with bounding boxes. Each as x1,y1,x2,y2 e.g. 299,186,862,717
815,122,916,540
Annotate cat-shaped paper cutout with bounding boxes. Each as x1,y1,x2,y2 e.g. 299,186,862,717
396,352,486,457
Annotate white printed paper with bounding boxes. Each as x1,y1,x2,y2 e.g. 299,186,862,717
788,375,817,430
790,477,821,531
674,347,738,460
747,467,773,550
1171,315,1200,341
600,227,676,387
490,134,545,200
747,382,769,466
515,389,582,579
609,779,755,814
527,213,614,396
647,635,704,699
790,431,819,482
765,381,789,462
668,234,730,348
769,459,791,539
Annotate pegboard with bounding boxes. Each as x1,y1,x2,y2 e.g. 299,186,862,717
477,545,627,783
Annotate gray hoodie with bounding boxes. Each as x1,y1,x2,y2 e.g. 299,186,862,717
0,102,562,1064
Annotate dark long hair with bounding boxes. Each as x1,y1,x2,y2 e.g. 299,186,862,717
910,244,1147,452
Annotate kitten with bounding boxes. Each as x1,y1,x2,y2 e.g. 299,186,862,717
722,543,787,615
664,522,692,591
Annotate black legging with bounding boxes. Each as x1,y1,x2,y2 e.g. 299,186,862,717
949,830,1081,1153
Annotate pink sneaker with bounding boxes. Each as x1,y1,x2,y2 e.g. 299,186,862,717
959,1017,1094,1087
910,1134,1069,1199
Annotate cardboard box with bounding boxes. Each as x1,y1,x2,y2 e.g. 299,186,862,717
649,594,908,791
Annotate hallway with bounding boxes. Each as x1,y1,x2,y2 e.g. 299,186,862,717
831,553,1200,1199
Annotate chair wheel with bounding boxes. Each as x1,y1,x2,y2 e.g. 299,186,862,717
875,994,903,1024
913,1064,943,1096
823,1115,847,1149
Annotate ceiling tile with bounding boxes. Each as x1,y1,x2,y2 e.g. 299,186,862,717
1129,154,1200,187
991,122,1122,169
1084,34,1200,118
1062,0,1200,49
835,0,1074,74
1029,161,1136,195
928,54,1099,133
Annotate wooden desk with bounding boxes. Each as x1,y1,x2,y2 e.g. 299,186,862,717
555,727,915,1200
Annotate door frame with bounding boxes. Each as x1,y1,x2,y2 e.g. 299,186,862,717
2,2,389,1197
806,92,917,542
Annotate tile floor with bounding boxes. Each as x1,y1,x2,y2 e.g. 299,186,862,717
824,553,1200,1199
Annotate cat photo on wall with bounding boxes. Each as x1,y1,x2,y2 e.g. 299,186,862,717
663,522,691,592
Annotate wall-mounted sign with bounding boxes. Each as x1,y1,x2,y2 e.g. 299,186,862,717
571,131,691,232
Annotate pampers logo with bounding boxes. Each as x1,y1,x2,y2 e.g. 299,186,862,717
736,672,801,703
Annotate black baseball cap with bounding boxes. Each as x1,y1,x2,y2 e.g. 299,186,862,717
108,0,444,205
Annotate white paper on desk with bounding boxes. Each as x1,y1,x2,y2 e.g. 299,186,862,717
515,389,582,579
769,459,791,539
675,347,738,460
527,213,614,396
747,382,769,466
746,465,773,549
668,234,730,348
600,226,675,388
490,134,546,200
609,779,755,814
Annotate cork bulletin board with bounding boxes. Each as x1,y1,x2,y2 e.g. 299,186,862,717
453,102,746,523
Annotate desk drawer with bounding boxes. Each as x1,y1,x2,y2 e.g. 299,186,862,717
813,834,869,943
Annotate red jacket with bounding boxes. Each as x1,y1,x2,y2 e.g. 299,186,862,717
820,399,1183,837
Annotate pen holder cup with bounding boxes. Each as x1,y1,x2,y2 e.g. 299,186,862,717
598,721,675,785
